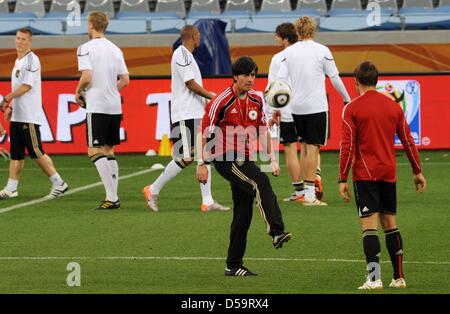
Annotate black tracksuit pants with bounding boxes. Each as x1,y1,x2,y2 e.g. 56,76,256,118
213,160,285,268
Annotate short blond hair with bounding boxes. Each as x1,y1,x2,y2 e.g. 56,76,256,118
295,16,317,40
88,11,109,33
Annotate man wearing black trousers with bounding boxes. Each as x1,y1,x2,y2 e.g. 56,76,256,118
196,56,292,276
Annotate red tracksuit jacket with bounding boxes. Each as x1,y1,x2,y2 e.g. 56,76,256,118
339,90,422,182
201,85,267,159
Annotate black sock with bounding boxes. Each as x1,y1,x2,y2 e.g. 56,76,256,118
385,228,404,279
316,168,321,179
292,181,304,193
363,229,381,281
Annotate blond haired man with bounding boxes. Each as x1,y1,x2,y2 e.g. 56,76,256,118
278,17,351,206
0,28,68,200
76,12,129,209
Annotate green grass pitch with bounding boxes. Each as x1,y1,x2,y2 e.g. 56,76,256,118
0,151,448,294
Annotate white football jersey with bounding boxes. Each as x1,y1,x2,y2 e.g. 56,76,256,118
170,45,205,124
278,40,339,115
11,51,44,125
77,38,128,114
267,50,293,123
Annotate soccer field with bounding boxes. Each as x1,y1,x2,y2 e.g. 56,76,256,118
0,151,448,294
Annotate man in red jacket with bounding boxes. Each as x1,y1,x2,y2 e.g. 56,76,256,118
196,56,291,276
339,61,426,290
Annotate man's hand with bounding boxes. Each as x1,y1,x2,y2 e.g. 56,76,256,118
268,110,281,130
271,159,280,177
4,106,12,121
75,92,86,108
0,95,10,112
196,164,208,184
339,182,351,202
413,172,426,193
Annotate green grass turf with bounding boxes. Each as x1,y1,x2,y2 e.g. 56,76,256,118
0,151,448,293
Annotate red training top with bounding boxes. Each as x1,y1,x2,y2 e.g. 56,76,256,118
339,90,422,182
201,85,267,159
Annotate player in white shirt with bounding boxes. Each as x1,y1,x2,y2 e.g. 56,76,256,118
0,28,68,200
267,23,306,203
278,17,351,206
143,25,229,213
75,12,129,210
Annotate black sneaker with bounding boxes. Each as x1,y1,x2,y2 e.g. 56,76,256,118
273,232,292,249
225,266,257,276
95,199,120,210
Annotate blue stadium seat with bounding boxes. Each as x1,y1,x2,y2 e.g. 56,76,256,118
148,18,186,33
188,0,221,18
233,15,297,32
321,0,402,30
116,0,152,19
150,0,186,18
259,0,292,14
107,19,148,34
371,0,399,15
14,0,45,17
83,0,115,18
0,0,8,13
45,0,79,19
222,0,256,16
400,0,450,29
295,0,327,17
0,19,31,34
30,19,65,35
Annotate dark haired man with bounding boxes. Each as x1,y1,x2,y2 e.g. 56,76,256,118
143,25,229,213
197,56,292,276
339,61,426,289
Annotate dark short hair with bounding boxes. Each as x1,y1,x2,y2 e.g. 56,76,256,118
353,61,378,86
232,56,258,77
17,27,32,37
275,23,297,45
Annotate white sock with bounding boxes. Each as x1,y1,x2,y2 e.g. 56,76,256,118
200,164,214,206
304,181,316,202
94,157,117,202
49,173,64,186
150,160,183,195
6,178,18,192
108,157,119,197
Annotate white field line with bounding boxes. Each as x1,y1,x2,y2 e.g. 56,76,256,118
1,161,450,172
0,256,448,265
0,167,160,214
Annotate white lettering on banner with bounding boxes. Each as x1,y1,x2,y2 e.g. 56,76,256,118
0,93,54,142
39,108,54,142
146,93,171,141
57,94,87,142
56,94,126,143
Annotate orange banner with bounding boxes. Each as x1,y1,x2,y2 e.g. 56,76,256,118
0,44,449,78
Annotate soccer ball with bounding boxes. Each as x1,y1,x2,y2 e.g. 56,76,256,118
264,81,292,109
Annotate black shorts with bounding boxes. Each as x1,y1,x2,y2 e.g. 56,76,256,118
292,111,328,145
171,119,201,160
10,122,45,160
353,180,397,218
86,113,122,147
279,121,298,145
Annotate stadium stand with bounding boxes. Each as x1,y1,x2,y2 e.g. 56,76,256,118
295,0,327,16
188,0,222,17
14,0,46,17
84,0,115,17
0,0,448,34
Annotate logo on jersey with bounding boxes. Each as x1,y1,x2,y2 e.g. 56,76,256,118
15,69,20,78
248,109,258,121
